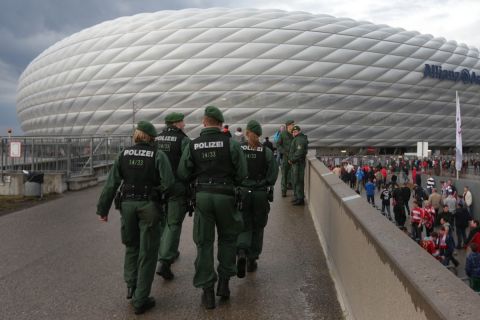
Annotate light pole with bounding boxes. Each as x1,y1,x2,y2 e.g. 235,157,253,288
132,100,137,134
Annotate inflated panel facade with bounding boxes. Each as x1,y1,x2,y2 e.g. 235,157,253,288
16,8,480,146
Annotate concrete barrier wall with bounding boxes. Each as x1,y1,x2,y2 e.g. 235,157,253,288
305,154,480,320
0,173,67,195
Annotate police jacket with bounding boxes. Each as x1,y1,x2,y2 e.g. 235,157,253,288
289,133,308,163
156,126,190,177
177,127,247,186
240,142,279,189
96,142,175,217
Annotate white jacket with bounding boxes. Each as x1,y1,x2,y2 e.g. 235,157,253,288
464,190,473,206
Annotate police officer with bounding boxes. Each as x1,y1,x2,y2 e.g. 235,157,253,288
236,120,278,277
96,121,174,315
289,125,308,205
155,112,191,280
178,106,247,309
277,120,294,197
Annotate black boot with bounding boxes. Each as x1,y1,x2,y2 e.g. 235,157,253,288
247,258,258,272
126,286,135,300
237,249,247,278
216,276,230,299
156,262,174,280
293,199,305,206
134,297,155,315
202,287,216,309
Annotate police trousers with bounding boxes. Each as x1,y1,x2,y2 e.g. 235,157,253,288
237,189,270,260
158,183,187,264
193,191,243,289
292,160,306,200
120,200,162,308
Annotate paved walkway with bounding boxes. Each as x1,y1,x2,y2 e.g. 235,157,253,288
0,183,343,319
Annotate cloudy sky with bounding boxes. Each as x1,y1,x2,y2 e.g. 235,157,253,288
1,0,480,135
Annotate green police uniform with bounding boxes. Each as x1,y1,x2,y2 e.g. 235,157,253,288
278,121,294,196
177,107,247,296
236,120,279,276
155,113,191,277
289,127,309,202
96,122,174,312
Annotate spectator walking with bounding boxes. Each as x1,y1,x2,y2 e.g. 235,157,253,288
375,170,383,192
423,201,435,237
464,186,473,215
455,202,471,249
436,226,459,267
263,136,274,151
410,200,424,242
365,178,376,207
426,175,435,195
467,220,480,249
465,243,480,291
355,167,364,193
222,124,232,137
444,191,457,215
380,184,392,220
392,183,406,227
428,188,442,218
401,182,411,214
233,127,245,143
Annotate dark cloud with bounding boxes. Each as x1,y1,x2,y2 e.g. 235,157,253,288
0,0,238,135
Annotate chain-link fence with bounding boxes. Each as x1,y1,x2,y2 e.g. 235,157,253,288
0,135,131,179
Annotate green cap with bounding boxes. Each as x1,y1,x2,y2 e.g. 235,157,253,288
246,120,262,136
136,120,157,137
165,112,184,124
286,119,295,126
204,105,224,123
292,125,301,132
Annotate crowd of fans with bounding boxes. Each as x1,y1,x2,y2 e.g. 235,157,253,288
325,157,480,292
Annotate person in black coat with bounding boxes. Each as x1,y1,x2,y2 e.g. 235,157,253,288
455,202,472,249
401,182,411,213
263,136,274,151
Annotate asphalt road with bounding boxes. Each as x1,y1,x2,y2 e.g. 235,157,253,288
0,183,343,320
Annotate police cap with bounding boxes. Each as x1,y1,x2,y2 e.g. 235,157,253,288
136,120,157,137
165,112,184,124
246,120,262,136
204,105,224,123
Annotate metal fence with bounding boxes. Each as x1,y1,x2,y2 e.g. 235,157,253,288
316,152,480,178
0,135,132,178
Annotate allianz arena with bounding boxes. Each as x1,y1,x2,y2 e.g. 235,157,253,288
16,8,480,147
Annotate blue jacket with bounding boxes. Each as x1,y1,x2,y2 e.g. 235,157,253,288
356,169,364,181
365,182,375,196
466,252,480,278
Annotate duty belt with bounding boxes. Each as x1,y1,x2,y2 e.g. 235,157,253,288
196,183,235,196
195,178,233,185
123,194,150,201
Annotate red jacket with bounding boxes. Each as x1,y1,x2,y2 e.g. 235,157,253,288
421,239,437,255
411,207,424,224
470,232,480,252
381,168,387,178
423,206,435,229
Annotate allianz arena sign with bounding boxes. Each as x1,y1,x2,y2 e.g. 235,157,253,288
423,63,480,85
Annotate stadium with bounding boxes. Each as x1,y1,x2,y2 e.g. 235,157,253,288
16,8,480,147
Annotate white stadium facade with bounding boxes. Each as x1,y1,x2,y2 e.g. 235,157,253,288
16,8,480,147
